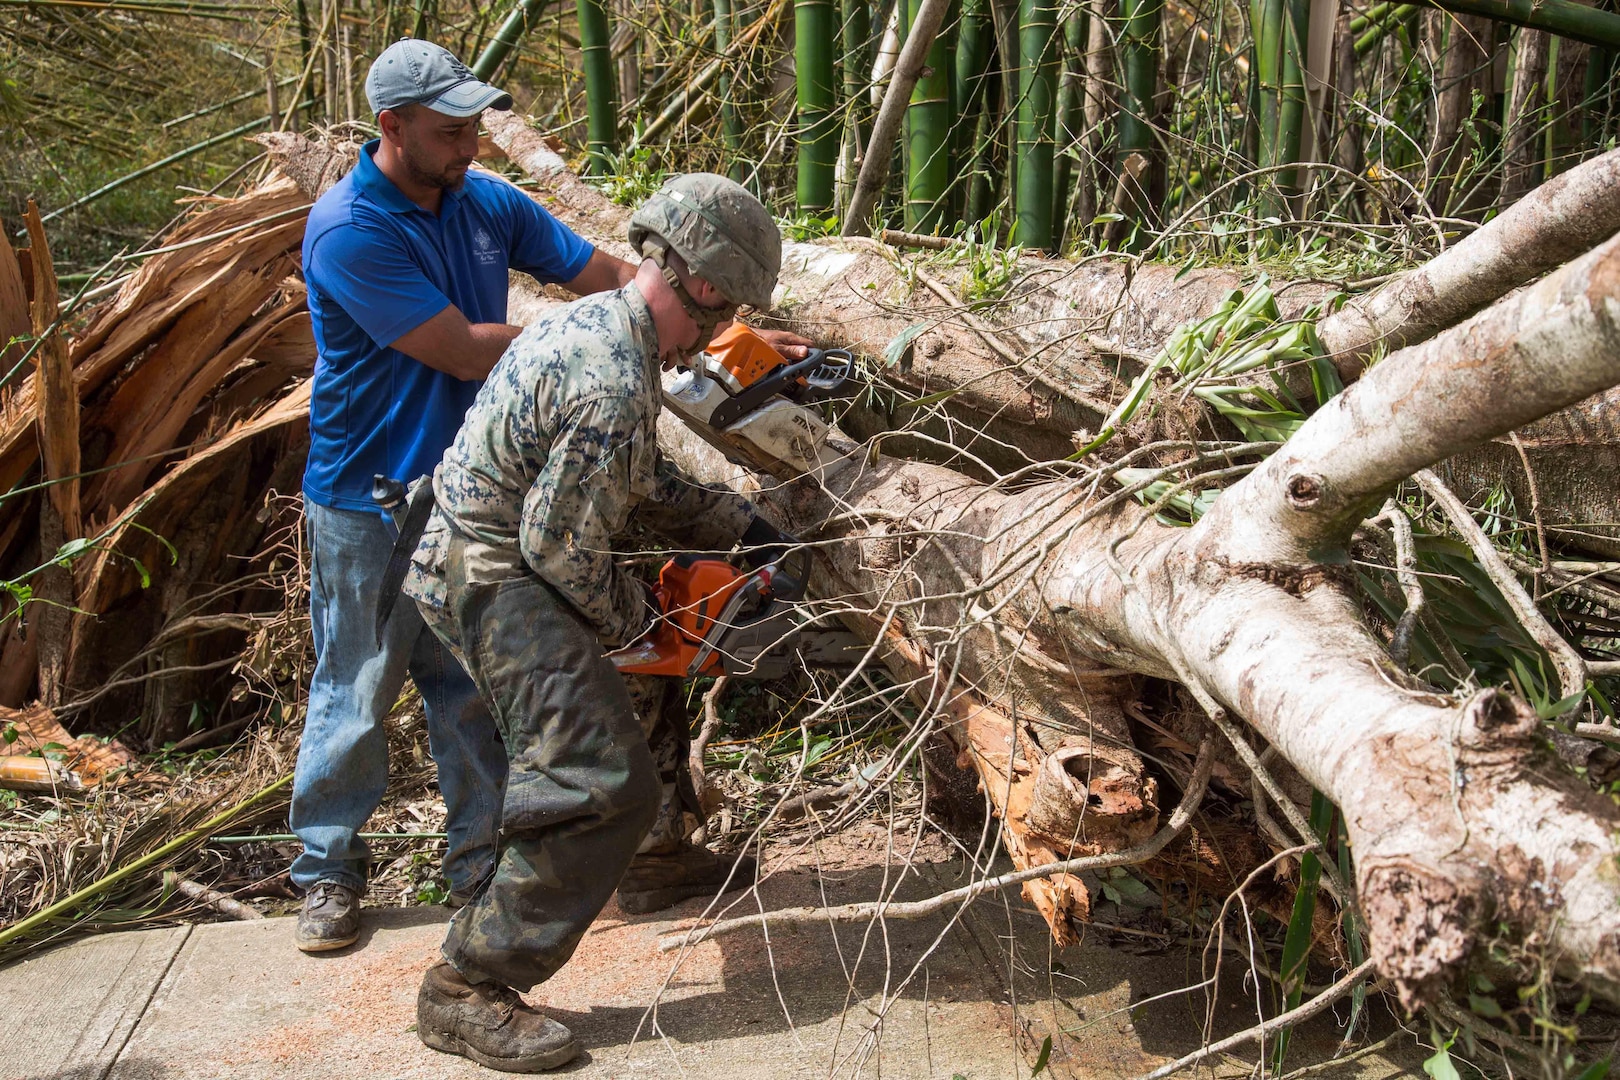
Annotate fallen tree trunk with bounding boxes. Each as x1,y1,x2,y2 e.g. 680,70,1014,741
658,224,1620,1007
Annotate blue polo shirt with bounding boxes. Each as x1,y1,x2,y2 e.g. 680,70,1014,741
301,140,593,512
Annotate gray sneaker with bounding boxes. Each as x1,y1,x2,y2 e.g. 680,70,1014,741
416,961,580,1072
294,880,361,952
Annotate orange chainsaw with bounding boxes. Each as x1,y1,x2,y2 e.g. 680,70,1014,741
608,533,861,679
615,327,865,679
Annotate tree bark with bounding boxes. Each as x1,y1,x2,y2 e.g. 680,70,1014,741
1501,28,1551,206
661,228,1620,1007
1424,13,1492,214
479,120,1620,559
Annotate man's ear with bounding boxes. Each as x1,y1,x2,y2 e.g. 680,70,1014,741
688,275,727,307
378,107,408,145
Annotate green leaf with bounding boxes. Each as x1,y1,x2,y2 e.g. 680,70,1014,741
1031,1034,1053,1076
1538,689,1587,721
1572,1060,1609,1080
126,554,152,590
53,537,93,563
883,324,928,369
1423,1042,1462,1080
2,724,16,744
1106,869,1151,902
1467,993,1503,1018
804,736,834,767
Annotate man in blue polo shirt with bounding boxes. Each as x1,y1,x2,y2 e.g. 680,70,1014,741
292,40,806,953
291,40,629,953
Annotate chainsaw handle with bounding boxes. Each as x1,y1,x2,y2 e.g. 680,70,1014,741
707,348,855,428
790,348,853,399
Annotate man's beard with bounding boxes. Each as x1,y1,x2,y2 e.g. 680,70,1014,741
402,144,470,190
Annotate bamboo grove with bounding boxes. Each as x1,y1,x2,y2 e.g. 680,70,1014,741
9,0,1620,269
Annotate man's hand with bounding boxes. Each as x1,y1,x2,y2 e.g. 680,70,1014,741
750,326,814,361
391,305,521,381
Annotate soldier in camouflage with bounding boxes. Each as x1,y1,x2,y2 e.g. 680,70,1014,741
401,174,786,1072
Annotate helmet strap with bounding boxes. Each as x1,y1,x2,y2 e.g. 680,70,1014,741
648,248,738,358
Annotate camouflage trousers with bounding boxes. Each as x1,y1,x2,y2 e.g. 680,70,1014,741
417,536,676,991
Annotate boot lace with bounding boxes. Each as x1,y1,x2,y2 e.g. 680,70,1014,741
473,981,524,1027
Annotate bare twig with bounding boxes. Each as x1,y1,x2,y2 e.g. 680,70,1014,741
658,734,1215,951
1507,431,1551,597
1376,501,1426,671
689,675,729,807
1428,998,1543,1064
1416,469,1588,699
164,872,263,921
1130,959,1378,1080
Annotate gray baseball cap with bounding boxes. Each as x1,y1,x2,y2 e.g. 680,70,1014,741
365,39,513,117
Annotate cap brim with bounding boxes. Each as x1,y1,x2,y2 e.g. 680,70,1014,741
423,80,513,117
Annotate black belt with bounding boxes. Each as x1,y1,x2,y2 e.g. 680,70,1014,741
374,478,437,645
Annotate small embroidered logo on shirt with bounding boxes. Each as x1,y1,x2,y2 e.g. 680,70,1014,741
474,226,500,265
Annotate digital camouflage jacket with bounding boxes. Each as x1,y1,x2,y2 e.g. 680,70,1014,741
403,286,756,646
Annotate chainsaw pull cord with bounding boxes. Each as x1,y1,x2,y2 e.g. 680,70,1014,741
644,243,739,360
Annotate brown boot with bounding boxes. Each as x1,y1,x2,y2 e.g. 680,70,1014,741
416,961,579,1072
616,843,758,915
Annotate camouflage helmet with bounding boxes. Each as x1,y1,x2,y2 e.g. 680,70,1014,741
627,174,782,309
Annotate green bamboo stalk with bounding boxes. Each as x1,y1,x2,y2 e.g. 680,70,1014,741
0,774,292,955
842,0,950,234
1274,0,1310,198
965,83,999,223
718,0,743,180
1347,0,1393,34
843,0,873,148
1582,42,1611,147
798,0,840,210
471,0,548,80
1353,3,1415,55
1423,0,1620,51
1544,34,1561,184
904,0,954,229
38,116,274,227
950,0,992,218
1115,0,1161,242
576,0,618,174
1251,0,1284,177
1051,7,1086,246
1016,0,1059,247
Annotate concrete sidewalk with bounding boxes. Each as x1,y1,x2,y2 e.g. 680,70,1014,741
3,858,1422,1079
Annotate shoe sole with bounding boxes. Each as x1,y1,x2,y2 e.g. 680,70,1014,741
419,1026,580,1072
294,928,360,953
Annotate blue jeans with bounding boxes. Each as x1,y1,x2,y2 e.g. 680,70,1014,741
289,500,508,894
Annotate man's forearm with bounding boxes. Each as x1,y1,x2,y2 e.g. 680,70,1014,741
563,249,637,296
461,322,522,379
392,304,521,380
